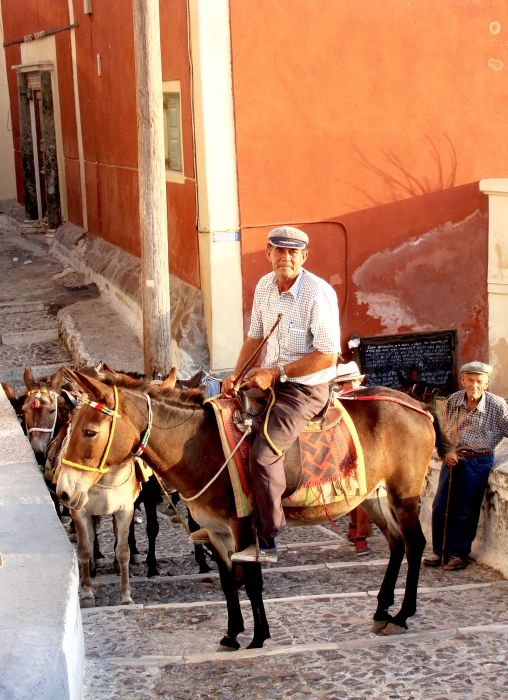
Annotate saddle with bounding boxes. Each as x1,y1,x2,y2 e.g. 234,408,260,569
205,392,367,517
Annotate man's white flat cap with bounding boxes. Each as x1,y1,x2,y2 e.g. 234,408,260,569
460,361,492,375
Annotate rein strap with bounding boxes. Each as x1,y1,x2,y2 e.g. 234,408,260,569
339,393,433,420
134,394,152,456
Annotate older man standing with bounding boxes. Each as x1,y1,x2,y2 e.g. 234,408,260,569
424,361,508,571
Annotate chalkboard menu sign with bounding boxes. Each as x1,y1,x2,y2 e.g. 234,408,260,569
359,330,456,394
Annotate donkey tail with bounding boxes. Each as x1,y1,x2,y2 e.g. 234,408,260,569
427,404,452,459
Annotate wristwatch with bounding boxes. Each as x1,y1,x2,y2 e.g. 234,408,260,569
278,365,288,383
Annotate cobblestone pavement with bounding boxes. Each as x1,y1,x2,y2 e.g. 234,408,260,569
1,207,507,699
80,504,508,700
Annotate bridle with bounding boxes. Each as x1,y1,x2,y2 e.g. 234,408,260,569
26,388,59,440
61,385,121,474
61,386,153,475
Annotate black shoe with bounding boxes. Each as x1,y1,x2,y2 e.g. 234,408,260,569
444,556,468,571
423,553,443,567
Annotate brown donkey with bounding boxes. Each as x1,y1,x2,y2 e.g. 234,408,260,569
56,369,447,649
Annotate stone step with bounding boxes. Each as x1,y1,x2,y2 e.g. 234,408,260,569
1,328,59,346
0,301,45,313
0,358,69,386
58,299,144,373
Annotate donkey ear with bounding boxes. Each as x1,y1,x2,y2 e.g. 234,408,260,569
63,367,114,404
160,367,177,389
49,366,66,393
23,367,36,390
1,382,17,403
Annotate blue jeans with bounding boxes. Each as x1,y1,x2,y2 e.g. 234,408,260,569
431,454,494,560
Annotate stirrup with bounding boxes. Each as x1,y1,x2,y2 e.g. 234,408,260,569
232,410,253,434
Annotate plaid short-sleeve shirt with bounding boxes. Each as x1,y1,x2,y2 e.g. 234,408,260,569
248,268,340,385
443,390,508,453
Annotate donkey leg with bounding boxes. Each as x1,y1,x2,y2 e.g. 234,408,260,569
243,563,270,649
383,506,426,635
92,515,105,562
363,498,407,632
74,513,95,607
113,510,134,605
127,517,142,565
194,543,213,574
372,538,405,632
144,499,160,577
216,558,245,651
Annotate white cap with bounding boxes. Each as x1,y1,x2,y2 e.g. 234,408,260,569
267,226,309,249
460,361,492,375
336,361,364,382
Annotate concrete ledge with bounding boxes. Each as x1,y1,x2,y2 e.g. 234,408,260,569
0,385,83,699
50,225,210,378
420,441,508,577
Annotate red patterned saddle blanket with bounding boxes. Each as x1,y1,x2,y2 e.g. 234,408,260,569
205,396,367,517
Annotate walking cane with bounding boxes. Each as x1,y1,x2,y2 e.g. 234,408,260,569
440,466,453,578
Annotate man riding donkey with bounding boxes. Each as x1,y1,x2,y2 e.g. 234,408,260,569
194,225,341,563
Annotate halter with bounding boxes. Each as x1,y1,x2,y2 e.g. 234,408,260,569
61,387,153,474
134,394,152,456
26,388,59,439
61,385,120,474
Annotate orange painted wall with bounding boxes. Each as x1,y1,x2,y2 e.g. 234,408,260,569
230,0,506,369
2,0,200,288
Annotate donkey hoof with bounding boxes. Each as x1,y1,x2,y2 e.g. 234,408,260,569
121,596,134,605
80,594,95,609
217,635,240,651
246,637,268,649
371,619,389,634
381,622,408,636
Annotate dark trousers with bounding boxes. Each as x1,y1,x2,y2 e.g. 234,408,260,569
431,454,494,560
250,381,330,544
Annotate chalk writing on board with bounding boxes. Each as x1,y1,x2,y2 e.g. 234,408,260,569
359,330,456,392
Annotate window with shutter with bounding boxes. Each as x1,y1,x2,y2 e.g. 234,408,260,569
162,82,184,183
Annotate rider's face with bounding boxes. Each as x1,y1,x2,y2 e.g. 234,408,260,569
266,244,308,289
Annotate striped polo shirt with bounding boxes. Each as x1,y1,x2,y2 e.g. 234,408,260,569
248,268,340,385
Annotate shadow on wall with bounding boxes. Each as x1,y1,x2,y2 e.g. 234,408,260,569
349,132,458,207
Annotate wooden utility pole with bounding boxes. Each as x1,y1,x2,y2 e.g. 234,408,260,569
132,0,172,376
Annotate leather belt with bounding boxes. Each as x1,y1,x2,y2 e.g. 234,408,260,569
457,449,492,458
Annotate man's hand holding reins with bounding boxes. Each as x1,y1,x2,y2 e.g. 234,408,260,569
222,367,278,396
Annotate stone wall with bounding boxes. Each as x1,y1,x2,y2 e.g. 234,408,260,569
0,384,83,699
51,223,210,379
